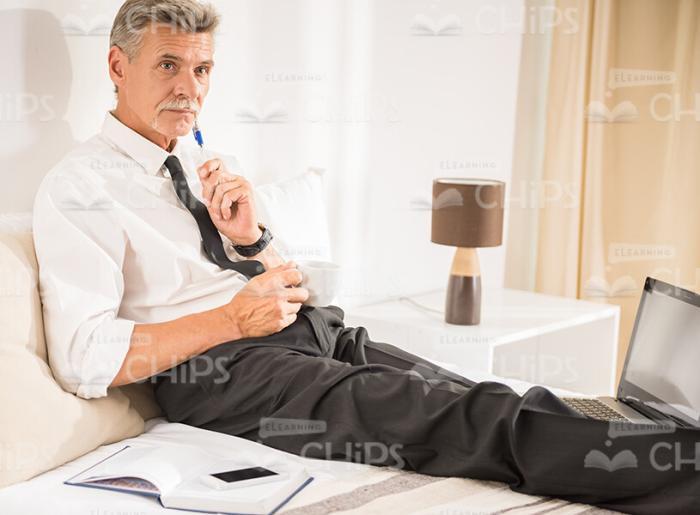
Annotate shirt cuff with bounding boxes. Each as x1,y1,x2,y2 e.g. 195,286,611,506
75,317,136,399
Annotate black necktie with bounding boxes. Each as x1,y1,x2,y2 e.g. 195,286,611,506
163,155,264,280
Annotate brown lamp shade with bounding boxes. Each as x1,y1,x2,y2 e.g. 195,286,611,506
431,178,505,248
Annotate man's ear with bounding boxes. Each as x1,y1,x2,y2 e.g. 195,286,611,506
108,46,127,92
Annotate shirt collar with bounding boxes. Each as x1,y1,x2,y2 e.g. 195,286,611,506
100,110,184,176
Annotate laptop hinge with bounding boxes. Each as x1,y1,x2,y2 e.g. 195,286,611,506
620,397,692,428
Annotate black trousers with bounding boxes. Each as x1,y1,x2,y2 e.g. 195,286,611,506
152,305,700,514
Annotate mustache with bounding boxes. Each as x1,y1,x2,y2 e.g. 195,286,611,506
158,98,200,113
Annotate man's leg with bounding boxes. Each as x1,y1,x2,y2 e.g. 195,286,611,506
302,305,476,388
152,306,484,472
152,306,700,513
153,314,496,475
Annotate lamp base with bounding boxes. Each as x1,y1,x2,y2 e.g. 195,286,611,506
445,248,481,325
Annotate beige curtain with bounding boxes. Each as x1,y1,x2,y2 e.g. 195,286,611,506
506,0,700,379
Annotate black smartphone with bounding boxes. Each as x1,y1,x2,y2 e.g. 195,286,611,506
203,466,286,490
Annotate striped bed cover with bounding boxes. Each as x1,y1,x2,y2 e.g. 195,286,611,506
281,462,618,515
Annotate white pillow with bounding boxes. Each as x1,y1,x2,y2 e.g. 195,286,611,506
254,168,332,262
0,227,149,488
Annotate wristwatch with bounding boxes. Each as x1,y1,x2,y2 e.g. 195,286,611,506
232,223,273,257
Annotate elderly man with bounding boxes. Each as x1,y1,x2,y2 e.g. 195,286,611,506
32,1,700,513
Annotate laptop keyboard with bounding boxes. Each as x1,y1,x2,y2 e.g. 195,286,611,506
562,398,630,422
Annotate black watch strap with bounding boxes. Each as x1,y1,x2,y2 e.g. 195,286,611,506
232,223,273,257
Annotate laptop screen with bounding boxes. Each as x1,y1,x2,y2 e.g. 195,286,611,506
618,278,700,427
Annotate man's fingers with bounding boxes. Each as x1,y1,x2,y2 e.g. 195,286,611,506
200,169,222,204
258,262,300,290
210,181,244,220
197,158,222,180
284,287,309,303
278,268,303,287
281,300,303,316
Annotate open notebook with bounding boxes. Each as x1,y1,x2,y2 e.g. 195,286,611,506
64,444,312,515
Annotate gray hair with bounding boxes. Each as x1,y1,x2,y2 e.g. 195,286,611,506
110,0,220,93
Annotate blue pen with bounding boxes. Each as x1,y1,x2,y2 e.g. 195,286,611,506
192,119,204,152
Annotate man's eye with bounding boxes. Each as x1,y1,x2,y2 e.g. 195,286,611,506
196,66,210,76
160,62,175,71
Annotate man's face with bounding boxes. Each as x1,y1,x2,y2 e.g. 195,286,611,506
118,23,214,143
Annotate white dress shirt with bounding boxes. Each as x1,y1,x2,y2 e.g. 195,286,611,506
33,111,260,399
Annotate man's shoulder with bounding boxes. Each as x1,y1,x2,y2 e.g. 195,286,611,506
34,135,124,215
37,135,123,193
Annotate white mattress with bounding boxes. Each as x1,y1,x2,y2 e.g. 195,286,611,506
0,371,598,515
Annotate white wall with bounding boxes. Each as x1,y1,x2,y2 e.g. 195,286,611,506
1,0,524,306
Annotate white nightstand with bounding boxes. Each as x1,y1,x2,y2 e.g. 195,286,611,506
344,288,620,396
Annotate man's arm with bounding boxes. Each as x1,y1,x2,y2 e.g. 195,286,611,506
198,157,287,271
111,238,286,386
110,261,307,388
110,304,240,387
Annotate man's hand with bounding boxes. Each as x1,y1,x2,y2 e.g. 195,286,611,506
223,261,309,338
198,158,262,245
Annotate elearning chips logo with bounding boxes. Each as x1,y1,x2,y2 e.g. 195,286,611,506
584,448,638,472
583,420,676,472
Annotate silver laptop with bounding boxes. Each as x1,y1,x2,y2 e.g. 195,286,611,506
562,277,700,428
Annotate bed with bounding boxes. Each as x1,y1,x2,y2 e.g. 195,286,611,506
0,368,615,515
0,200,615,514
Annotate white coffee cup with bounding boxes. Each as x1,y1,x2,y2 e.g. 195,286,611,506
297,260,342,307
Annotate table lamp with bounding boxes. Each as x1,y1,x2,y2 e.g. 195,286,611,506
431,178,505,325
